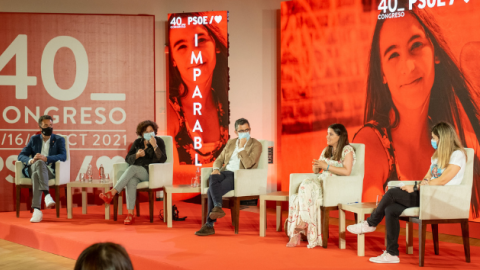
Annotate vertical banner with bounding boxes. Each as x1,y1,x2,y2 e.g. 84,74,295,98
0,13,155,212
167,11,229,187
281,0,480,222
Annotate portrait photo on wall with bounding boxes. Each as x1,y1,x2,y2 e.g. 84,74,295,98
167,11,229,167
280,0,480,221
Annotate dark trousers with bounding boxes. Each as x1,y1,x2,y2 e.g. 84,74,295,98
206,171,234,225
367,188,419,256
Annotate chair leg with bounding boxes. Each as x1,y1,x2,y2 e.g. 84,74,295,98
16,186,21,218
55,186,60,218
163,190,168,223
461,220,471,263
419,221,427,267
135,191,140,217
149,189,154,223
431,224,439,255
231,199,235,226
64,185,68,215
233,197,240,234
201,195,207,225
113,194,118,221
322,208,329,248
406,222,413,254
28,189,33,213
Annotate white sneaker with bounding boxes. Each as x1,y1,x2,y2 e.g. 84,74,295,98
347,220,376,234
369,251,400,263
30,209,43,223
44,194,56,208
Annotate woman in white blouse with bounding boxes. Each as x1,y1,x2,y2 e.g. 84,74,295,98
347,122,467,264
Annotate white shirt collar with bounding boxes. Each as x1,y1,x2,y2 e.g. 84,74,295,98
41,135,51,144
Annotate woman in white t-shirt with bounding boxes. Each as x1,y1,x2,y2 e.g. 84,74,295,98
347,122,467,264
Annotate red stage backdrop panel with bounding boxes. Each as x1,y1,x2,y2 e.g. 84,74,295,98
166,11,229,191
280,0,480,222
0,13,155,212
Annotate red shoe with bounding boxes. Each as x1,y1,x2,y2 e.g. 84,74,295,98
124,214,135,225
99,190,114,204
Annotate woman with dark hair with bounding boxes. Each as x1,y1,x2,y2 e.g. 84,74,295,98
353,2,480,217
348,122,467,263
167,12,229,165
99,120,167,224
74,242,133,270
286,123,356,248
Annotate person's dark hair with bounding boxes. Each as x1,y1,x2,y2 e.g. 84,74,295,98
136,120,158,136
38,115,53,128
235,118,250,131
324,123,352,161
364,2,480,216
74,242,133,270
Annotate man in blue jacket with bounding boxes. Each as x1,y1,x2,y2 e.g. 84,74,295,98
18,115,67,222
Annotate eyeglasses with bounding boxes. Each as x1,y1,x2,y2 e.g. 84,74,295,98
237,128,251,133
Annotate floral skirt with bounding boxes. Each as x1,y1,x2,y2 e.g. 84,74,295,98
287,177,323,248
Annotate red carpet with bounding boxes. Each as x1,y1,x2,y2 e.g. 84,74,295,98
0,201,479,270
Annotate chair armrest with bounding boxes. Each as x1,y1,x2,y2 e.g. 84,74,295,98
233,169,268,197
112,162,129,186
289,173,317,196
201,167,213,194
323,175,363,207
55,160,71,185
148,162,173,189
419,185,471,220
15,161,25,184
387,180,417,188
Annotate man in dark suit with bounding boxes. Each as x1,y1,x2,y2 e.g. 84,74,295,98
18,115,67,222
195,118,263,236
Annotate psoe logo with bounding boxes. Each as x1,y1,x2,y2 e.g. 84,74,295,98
378,0,460,14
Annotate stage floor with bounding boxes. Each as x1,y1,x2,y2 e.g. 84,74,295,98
0,201,479,270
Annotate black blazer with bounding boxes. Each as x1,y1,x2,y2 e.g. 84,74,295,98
18,134,67,177
125,137,167,173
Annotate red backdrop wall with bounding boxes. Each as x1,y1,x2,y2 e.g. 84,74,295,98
0,13,155,212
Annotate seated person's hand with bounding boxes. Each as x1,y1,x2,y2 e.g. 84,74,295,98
211,169,220,175
31,154,43,164
312,159,327,170
149,136,157,148
239,138,247,148
400,185,415,193
38,154,48,162
136,149,145,158
420,179,429,186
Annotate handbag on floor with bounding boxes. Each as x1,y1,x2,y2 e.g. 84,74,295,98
159,204,187,221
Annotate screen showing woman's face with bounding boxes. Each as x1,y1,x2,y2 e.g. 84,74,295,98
170,25,217,85
379,13,436,111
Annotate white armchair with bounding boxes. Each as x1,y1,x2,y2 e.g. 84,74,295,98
387,148,473,267
15,134,71,218
112,136,173,223
288,143,365,248
200,140,271,234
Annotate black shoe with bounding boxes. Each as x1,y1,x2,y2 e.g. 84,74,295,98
209,206,226,220
195,224,215,236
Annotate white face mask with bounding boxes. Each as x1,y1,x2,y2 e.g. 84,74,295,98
238,131,250,140
143,132,155,140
